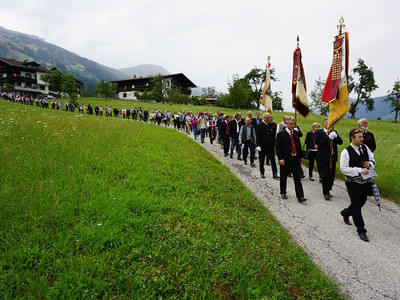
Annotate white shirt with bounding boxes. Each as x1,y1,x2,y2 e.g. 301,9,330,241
340,143,375,177
285,127,293,135
235,119,240,133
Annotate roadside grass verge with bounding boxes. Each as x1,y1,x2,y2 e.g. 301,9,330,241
0,101,343,298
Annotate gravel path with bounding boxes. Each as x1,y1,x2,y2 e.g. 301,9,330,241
183,130,400,300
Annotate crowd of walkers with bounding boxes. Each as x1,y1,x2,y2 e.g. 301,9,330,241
2,92,378,242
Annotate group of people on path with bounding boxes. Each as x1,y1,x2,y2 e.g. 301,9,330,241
194,111,377,242
2,92,378,242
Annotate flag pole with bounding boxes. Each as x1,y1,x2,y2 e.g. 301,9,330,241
266,56,271,112
294,35,299,123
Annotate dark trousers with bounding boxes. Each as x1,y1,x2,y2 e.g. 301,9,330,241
342,182,370,234
318,161,336,195
280,157,304,199
209,134,216,145
200,128,206,143
259,147,277,176
308,151,318,178
242,141,255,164
223,137,230,155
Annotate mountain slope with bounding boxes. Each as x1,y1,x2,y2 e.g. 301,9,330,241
347,96,394,121
119,64,168,78
0,25,126,91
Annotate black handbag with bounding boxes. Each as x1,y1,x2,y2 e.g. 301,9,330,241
302,144,309,159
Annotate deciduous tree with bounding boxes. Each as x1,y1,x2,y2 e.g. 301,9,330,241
349,59,378,118
385,80,400,122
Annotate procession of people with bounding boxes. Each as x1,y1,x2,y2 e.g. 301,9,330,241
1,91,379,242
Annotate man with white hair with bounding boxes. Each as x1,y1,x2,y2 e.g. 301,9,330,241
276,115,289,136
239,117,257,167
358,118,376,152
275,116,306,202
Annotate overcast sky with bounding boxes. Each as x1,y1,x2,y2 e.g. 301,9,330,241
2,0,399,110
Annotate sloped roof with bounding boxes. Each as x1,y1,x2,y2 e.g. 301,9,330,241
111,73,196,88
0,57,50,72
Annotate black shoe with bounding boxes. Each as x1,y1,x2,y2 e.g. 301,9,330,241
328,192,333,198
300,174,305,179
251,163,256,168
224,153,228,157
266,162,270,166
230,155,233,159
324,194,330,201
309,177,315,181
298,197,307,203
261,174,265,178
244,161,247,165
281,194,288,199
319,178,322,183
340,211,352,225
238,157,242,161
273,174,280,179
358,232,369,242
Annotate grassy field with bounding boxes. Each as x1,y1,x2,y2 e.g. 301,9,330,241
0,100,343,299
60,97,400,203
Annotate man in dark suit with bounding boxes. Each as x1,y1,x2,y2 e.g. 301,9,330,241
275,116,306,202
316,118,343,200
229,113,243,160
358,118,376,152
256,113,278,179
220,115,232,156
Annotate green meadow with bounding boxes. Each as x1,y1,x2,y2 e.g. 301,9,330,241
0,100,343,299
68,97,400,203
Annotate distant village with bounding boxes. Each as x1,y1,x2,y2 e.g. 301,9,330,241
0,57,215,103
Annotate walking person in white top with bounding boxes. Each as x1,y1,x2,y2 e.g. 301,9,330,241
340,129,376,242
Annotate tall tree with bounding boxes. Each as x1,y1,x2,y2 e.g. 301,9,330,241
244,67,277,108
385,80,400,122
41,69,64,96
349,59,378,118
61,74,79,103
95,80,117,98
150,74,169,103
201,86,217,97
309,77,329,115
166,88,190,104
227,75,253,109
271,91,283,111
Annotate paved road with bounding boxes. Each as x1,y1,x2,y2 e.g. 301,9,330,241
184,131,400,300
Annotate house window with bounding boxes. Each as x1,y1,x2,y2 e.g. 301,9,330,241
40,85,45,90
123,93,127,98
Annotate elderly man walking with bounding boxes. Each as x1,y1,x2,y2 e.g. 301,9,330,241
239,117,257,167
275,116,306,202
